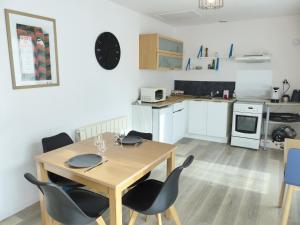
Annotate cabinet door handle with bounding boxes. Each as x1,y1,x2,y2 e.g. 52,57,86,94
173,109,183,113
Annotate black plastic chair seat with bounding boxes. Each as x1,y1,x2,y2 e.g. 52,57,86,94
24,173,109,225
127,131,152,141
67,189,109,218
123,179,163,214
42,132,83,188
122,155,194,217
129,172,151,188
127,130,153,188
49,173,82,188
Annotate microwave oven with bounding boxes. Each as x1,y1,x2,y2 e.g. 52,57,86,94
141,88,166,103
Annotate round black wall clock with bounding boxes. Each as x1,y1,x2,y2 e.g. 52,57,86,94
95,32,121,70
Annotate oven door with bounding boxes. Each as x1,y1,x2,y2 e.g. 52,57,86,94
232,112,262,139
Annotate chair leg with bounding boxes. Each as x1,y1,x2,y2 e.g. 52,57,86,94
96,216,106,225
156,214,162,225
168,206,182,225
278,181,286,208
281,185,294,225
128,211,138,225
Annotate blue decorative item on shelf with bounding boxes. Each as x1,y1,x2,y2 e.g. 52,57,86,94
216,57,220,71
229,43,234,58
186,58,191,71
197,45,203,58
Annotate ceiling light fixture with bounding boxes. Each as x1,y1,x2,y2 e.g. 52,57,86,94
199,0,224,9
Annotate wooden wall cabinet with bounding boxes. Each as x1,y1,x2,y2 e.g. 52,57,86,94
139,34,183,70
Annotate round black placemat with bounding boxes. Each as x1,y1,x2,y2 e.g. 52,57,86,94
66,154,102,168
120,135,143,145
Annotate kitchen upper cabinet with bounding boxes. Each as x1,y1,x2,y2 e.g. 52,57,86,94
139,34,183,70
188,100,207,135
206,102,229,138
159,36,183,55
158,54,183,70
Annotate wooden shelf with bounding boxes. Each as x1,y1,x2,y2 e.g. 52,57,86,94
265,101,300,106
185,69,219,72
197,56,230,60
263,118,300,124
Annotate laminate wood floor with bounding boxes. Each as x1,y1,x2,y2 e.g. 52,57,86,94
1,138,299,225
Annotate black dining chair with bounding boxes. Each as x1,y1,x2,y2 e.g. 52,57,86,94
42,132,83,188
24,173,109,225
127,130,153,142
123,155,194,225
127,130,153,187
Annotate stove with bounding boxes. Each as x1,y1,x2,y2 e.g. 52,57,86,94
231,101,264,150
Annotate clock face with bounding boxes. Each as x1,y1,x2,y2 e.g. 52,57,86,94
95,32,121,70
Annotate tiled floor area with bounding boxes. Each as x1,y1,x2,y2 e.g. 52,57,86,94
1,138,299,225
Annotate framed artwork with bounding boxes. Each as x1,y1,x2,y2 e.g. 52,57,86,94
5,9,60,89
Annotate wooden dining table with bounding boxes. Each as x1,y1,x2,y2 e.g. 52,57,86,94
35,133,177,225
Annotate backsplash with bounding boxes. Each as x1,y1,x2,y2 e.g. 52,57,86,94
174,80,236,97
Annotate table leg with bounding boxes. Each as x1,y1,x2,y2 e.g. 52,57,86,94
166,151,176,219
167,151,176,176
109,188,122,225
36,162,60,225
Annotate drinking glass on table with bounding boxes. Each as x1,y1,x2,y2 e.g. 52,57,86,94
94,135,106,155
99,139,107,155
118,129,126,146
94,135,101,149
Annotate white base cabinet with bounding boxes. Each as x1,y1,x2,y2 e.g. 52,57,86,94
188,100,207,135
172,102,186,143
206,102,230,138
132,99,232,144
153,106,173,144
187,100,232,143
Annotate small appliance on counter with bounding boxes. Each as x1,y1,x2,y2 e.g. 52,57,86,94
223,90,229,100
271,87,280,103
141,88,166,103
282,95,290,103
171,90,184,96
282,79,290,102
291,90,300,102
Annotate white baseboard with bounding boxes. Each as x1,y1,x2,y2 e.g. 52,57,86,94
185,133,229,143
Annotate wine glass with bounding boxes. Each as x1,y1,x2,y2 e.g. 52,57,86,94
118,129,126,146
94,135,101,150
99,139,107,155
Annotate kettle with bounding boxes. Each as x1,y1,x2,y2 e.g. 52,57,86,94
291,90,300,102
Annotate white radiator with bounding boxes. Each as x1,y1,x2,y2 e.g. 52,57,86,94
75,116,128,142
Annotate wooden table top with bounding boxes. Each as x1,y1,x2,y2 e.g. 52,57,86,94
35,133,176,189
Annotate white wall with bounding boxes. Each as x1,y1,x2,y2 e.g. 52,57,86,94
0,0,174,220
173,15,300,96
1,0,299,220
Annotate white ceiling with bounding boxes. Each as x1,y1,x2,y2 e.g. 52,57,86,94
108,0,300,26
